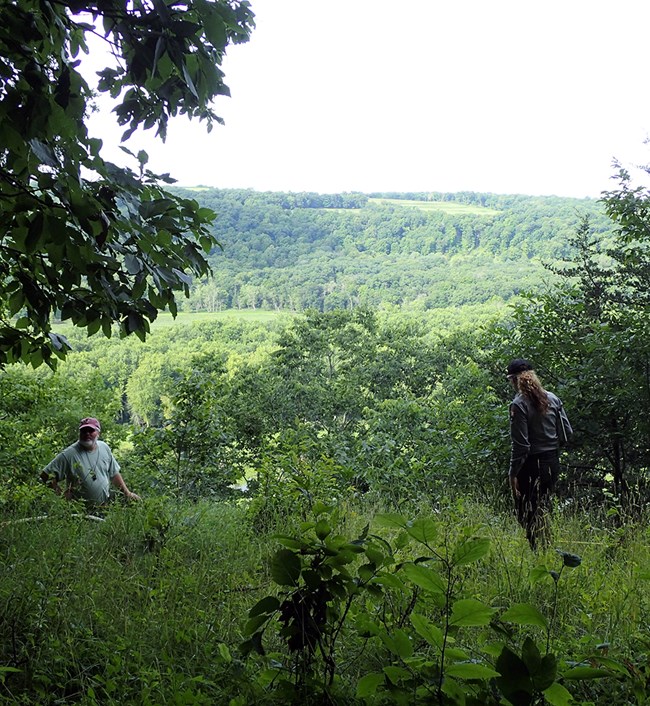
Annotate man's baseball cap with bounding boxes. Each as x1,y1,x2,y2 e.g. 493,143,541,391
506,359,534,377
79,417,101,432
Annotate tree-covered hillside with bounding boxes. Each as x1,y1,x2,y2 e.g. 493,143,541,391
174,188,613,312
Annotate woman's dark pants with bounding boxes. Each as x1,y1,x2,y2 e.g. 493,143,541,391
515,450,559,550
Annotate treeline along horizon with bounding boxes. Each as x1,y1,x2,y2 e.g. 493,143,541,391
172,187,612,313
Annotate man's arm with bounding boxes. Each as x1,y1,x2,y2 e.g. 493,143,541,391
110,473,141,501
40,470,62,494
40,470,76,500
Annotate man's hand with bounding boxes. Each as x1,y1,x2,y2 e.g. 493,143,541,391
111,473,141,501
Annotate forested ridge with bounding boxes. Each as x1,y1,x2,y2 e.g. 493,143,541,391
175,188,613,312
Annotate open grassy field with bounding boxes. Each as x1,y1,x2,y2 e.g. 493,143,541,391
369,197,501,216
147,309,290,327
52,309,291,333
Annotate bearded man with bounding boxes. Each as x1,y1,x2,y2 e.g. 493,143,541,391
41,417,140,506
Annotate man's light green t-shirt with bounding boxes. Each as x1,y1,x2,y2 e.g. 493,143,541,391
43,440,120,504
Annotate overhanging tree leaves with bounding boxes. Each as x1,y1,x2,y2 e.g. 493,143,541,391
0,0,255,368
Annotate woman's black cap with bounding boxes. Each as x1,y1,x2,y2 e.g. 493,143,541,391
506,359,534,376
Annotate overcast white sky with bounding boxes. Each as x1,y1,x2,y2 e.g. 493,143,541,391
88,0,650,198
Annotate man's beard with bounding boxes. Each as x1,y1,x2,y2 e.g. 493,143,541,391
79,439,95,450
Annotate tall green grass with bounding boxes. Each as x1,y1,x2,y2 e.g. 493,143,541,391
1,495,648,704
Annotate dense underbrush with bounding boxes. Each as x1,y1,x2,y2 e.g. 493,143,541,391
1,492,649,705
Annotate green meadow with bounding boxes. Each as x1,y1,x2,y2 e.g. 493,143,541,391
368,197,502,216
52,309,290,333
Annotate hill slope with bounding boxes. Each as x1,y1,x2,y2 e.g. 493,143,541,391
174,188,612,312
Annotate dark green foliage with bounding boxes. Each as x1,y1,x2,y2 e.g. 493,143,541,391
495,639,557,706
0,0,254,367
240,507,612,705
602,166,650,306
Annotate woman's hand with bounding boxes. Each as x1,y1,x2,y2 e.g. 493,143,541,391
510,475,520,499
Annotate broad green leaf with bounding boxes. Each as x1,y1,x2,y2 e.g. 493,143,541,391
542,681,574,706
449,598,495,627
315,519,331,540
394,531,410,551
495,646,533,701
440,675,466,702
124,254,142,274
406,517,438,545
30,349,43,369
356,672,384,697
381,629,413,658
401,563,445,594
197,1,227,48
410,612,444,649
521,636,542,673
8,289,25,317
248,596,280,617
270,549,301,586
383,666,410,684
370,572,405,591
373,513,407,529
355,615,382,638
26,212,44,252
586,656,630,676
533,654,557,691
365,545,386,566
446,662,500,680
452,536,490,565
271,534,304,550
256,668,282,687
217,643,232,663
482,641,507,658
562,665,613,679
358,562,376,582
445,647,470,661
243,613,269,635
501,603,548,629
29,138,57,167
312,500,334,515
87,318,101,336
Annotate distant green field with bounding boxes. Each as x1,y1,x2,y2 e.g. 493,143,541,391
369,198,501,216
52,309,291,333
151,309,289,327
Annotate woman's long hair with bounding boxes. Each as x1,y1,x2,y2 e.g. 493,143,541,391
516,370,549,414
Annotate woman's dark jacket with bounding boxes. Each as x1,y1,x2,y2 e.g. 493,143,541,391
509,391,573,478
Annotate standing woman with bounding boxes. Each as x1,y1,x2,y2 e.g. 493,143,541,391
507,359,572,550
